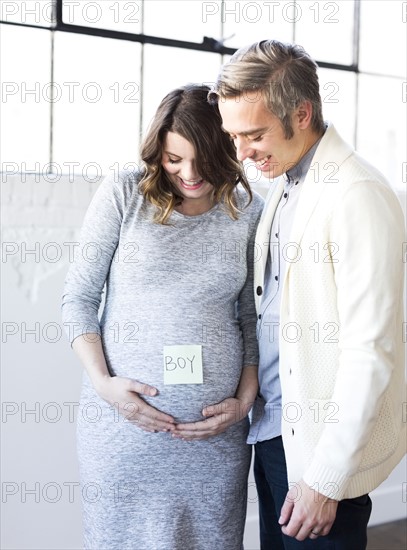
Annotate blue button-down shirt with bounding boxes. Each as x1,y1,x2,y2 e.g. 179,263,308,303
248,134,324,444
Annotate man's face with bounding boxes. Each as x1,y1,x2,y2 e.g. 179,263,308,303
218,91,310,180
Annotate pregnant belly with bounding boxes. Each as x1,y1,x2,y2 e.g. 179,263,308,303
102,336,243,423
142,382,238,423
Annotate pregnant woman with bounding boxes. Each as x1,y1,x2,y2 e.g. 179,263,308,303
62,84,263,550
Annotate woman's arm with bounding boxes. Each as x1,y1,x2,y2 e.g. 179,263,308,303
63,172,176,431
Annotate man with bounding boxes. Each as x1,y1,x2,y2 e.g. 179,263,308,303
210,40,406,549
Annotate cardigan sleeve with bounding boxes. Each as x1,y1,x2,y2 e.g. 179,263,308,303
302,178,405,499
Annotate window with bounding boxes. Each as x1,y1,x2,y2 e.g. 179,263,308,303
1,24,51,168
1,0,405,191
53,32,142,175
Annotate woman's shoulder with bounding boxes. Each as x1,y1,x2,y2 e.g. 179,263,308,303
99,167,145,204
109,167,145,189
234,184,265,216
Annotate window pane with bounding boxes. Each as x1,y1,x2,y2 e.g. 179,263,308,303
143,0,220,42
0,25,51,169
360,0,406,77
53,33,141,176
295,1,354,65
62,0,141,34
318,68,356,146
0,0,55,27
142,45,222,133
223,0,293,49
357,75,405,192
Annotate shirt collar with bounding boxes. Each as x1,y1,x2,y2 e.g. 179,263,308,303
284,124,327,185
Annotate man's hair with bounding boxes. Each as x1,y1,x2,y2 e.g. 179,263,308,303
209,40,325,139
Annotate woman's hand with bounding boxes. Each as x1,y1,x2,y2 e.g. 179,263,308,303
171,365,258,441
96,375,176,433
171,397,253,441
71,335,176,433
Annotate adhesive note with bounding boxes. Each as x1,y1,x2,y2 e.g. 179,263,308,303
163,345,203,385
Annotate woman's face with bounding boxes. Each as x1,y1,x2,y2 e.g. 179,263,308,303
161,132,214,215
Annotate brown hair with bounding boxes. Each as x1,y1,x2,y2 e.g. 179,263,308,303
139,84,252,224
209,40,325,139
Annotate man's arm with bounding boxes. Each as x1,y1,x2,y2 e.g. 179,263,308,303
281,179,405,539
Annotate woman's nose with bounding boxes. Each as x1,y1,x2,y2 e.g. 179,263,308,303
180,163,200,182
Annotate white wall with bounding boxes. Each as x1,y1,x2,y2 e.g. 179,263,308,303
1,173,406,550
1,173,97,550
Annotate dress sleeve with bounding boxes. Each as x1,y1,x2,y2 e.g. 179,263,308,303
237,191,264,366
61,171,131,344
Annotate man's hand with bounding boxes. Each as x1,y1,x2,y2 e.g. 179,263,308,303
278,479,338,541
171,397,252,441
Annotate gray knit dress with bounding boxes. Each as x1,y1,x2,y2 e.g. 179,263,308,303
62,170,264,550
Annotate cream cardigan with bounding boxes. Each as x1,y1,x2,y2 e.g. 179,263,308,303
254,123,406,500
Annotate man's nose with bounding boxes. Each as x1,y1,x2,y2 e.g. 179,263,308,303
235,137,254,162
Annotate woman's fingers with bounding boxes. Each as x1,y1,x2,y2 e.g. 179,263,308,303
130,379,158,397
98,376,176,431
119,398,176,431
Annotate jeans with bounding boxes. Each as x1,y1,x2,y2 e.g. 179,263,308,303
254,436,372,549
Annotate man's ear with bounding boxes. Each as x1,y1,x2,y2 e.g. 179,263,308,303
295,100,313,130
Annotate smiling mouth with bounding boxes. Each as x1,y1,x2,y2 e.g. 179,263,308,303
179,178,204,189
255,155,272,168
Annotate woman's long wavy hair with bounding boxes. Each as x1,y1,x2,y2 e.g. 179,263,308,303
139,84,252,224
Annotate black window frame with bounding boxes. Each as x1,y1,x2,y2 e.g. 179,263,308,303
1,0,361,71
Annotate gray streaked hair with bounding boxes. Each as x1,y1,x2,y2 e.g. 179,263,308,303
209,40,325,139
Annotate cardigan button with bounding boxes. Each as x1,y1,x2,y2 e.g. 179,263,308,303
258,314,262,320
256,286,263,296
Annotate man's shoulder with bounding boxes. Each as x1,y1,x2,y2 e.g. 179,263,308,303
317,124,391,189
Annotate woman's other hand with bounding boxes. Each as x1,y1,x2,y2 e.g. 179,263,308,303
171,397,253,441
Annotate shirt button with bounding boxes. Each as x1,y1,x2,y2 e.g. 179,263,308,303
289,368,292,375
256,286,263,296
275,232,279,238
292,428,295,436
258,314,262,320
275,275,278,281
284,193,288,198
